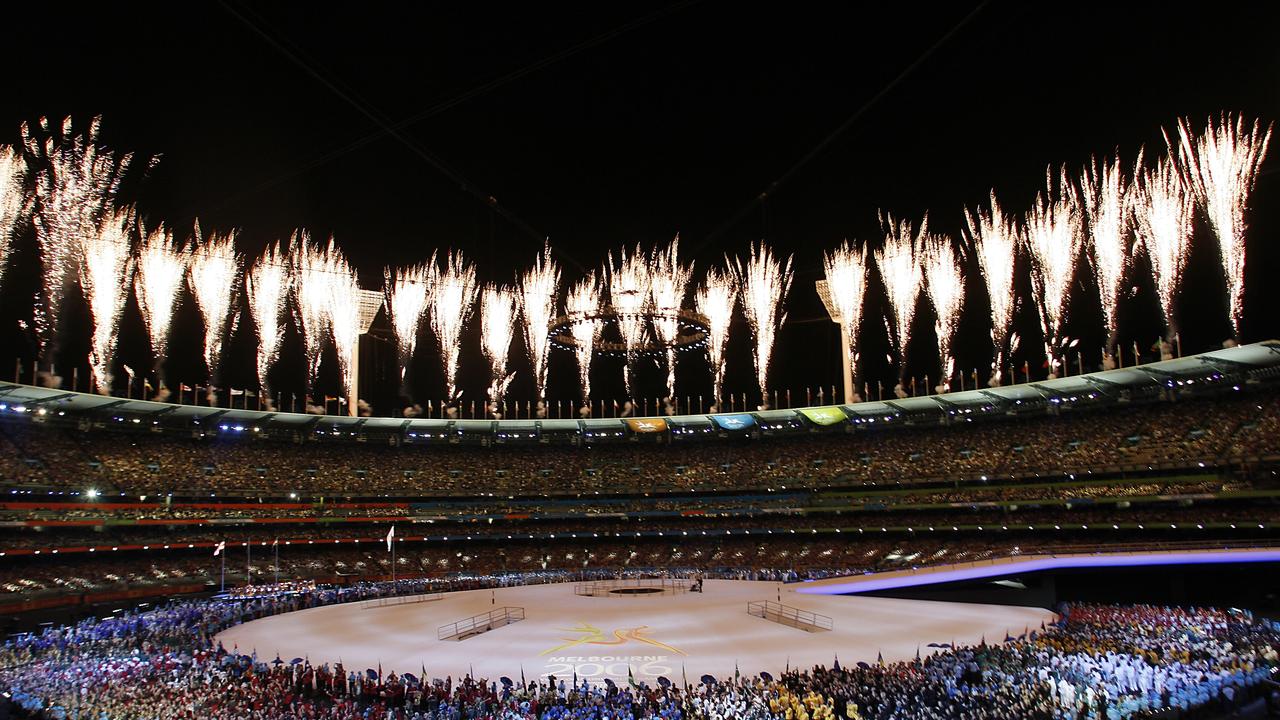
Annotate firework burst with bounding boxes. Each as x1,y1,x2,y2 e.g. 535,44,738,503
731,241,792,408
189,222,242,389
245,242,289,401
921,234,964,391
875,212,927,375
1173,114,1272,338
135,223,188,388
694,267,735,407
326,247,362,407
964,192,1020,385
430,251,478,401
608,245,653,397
481,284,518,412
566,273,602,405
1080,153,1136,351
650,237,693,402
1025,168,1084,372
0,144,28,290
1131,155,1194,337
23,116,148,362
80,209,136,394
822,241,869,398
384,259,436,390
517,244,560,405
291,232,333,391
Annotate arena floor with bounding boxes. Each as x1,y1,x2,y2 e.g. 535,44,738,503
215,579,1053,685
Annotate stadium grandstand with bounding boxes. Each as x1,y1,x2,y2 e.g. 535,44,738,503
2,344,1280,718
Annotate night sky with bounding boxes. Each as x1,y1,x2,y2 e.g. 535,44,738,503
1,2,1278,415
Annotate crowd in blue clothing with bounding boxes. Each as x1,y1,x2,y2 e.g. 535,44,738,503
0,575,1278,719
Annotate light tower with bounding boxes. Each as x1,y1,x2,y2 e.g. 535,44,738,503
347,289,385,417
814,280,854,404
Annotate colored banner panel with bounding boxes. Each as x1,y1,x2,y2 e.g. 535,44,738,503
624,418,668,433
799,406,848,426
711,413,756,431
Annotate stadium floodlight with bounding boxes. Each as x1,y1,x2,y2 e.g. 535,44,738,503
815,279,854,404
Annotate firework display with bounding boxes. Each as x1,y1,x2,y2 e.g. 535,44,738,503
965,193,1021,386
732,242,793,408
431,251,478,402
1131,157,1194,338
327,248,363,407
694,267,735,407
79,209,136,394
384,259,436,389
921,235,964,392
1174,115,1272,338
188,223,242,395
651,238,693,403
875,213,927,377
135,223,188,394
246,243,289,405
1025,169,1084,375
481,284,518,413
518,244,560,411
23,116,146,363
0,113,1271,416
608,245,652,397
1080,154,1135,354
566,274,602,406
0,144,26,290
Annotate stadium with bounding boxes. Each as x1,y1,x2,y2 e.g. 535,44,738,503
3,4,1280,720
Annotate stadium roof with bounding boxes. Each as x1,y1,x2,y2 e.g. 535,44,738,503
0,341,1276,438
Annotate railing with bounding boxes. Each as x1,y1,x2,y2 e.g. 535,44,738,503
363,592,443,609
747,600,832,632
437,606,525,641
574,577,693,597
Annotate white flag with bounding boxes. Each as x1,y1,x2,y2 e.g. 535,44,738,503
213,540,226,557
386,525,395,552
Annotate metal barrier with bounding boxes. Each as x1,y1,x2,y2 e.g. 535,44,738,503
574,578,693,597
437,606,525,641
363,592,443,609
747,600,832,632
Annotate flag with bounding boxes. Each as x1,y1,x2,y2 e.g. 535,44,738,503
734,661,740,684
628,665,638,689
213,540,225,556
386,525,395,551
915,645,921,661
520,665,526,689
230,389,245,396
180,383,193,392
833,654,840,671
272,538,278,547
682,662,688,690
877,650,884,667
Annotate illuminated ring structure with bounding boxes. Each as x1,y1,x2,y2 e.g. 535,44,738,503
548,307,710,357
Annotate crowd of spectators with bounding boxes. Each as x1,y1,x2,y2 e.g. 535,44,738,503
0,477,1253,527
1,575,1277,719
1,498,1276,555
0,528,1271,598
0,391,1276,498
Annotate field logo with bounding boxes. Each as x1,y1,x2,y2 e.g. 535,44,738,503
539,622,685,656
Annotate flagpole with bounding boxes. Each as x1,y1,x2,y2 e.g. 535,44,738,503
246,542,251,586
274,540,279,585
220,550,225,592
